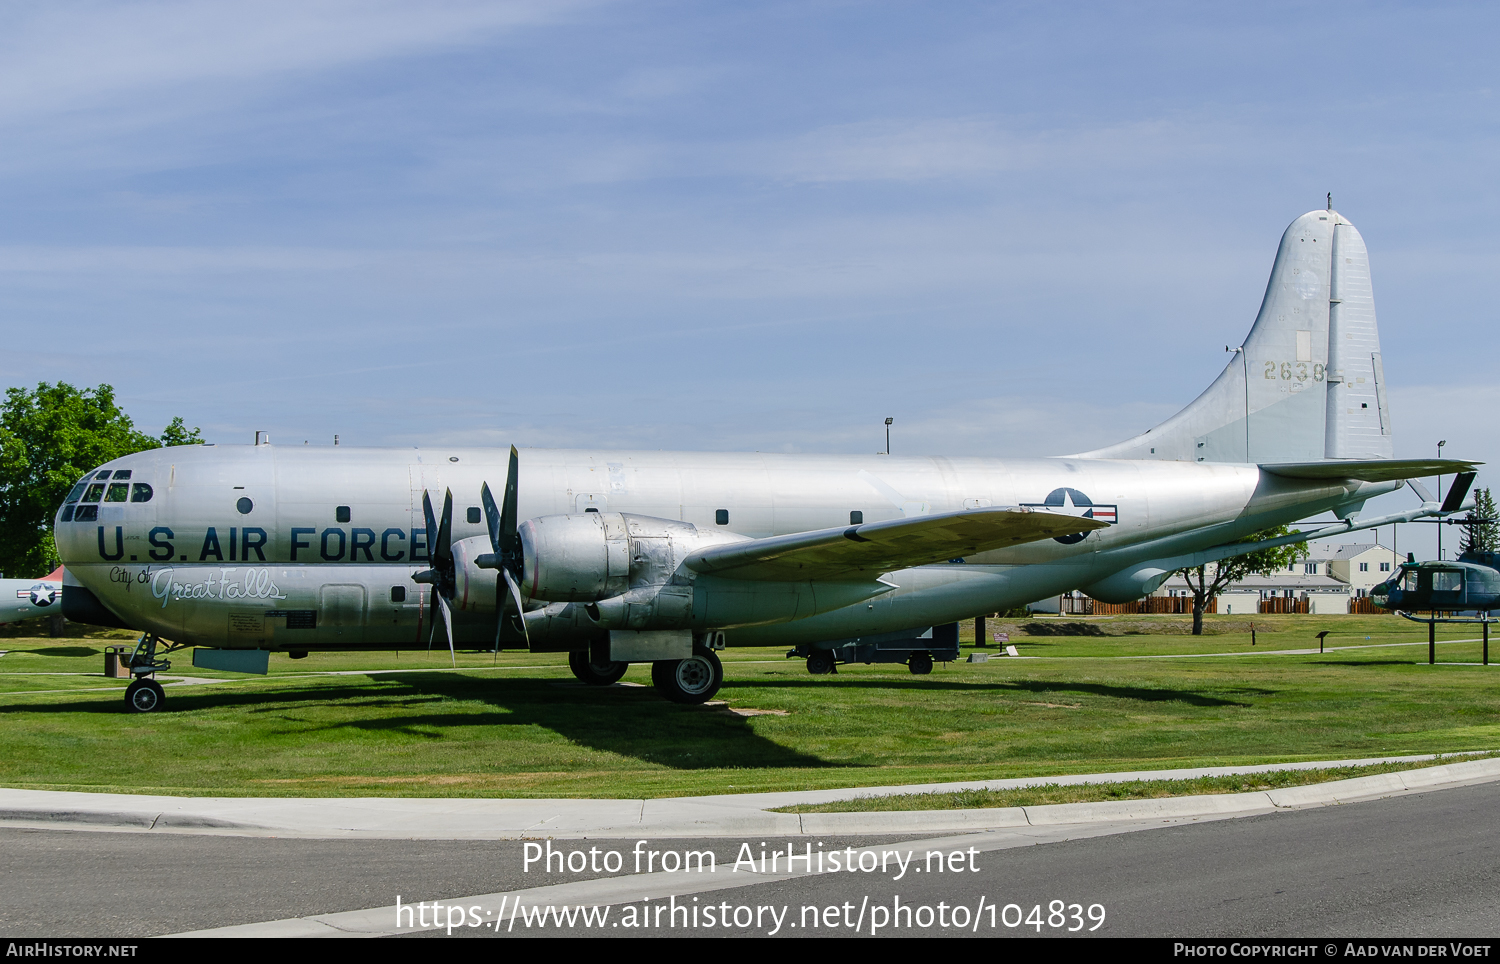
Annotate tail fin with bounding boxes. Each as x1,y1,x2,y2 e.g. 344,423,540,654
1075,208,1393,463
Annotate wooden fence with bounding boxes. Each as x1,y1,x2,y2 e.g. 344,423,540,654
1057,596,1216,616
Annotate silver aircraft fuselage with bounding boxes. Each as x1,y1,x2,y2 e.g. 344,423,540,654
55,442,1393,651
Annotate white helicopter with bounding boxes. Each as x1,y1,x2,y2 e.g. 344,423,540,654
53,206,1478,712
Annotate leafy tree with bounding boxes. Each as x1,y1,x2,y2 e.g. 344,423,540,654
0,383,203,576
1459,487,1498,556
1174,525,1310,635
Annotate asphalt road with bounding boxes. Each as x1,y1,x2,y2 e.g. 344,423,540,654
2,783,1496,938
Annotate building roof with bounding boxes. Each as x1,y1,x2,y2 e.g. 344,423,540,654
1304,543,1390,562
1161,573,1351,593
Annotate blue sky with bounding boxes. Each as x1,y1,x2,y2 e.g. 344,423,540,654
3,1,1497,555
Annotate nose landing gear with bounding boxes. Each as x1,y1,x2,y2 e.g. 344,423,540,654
125,678,165,712
121,633,181,713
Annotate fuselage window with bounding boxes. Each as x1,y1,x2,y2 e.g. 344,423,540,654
1433,571,1463,592
715,509,729,525
467,507,481,524
64,483,88,503
131,484,154,503
390,586,406,603
850,510,864,524
336,506,351,523
112,469,132,480
104,483,129,502
236,497,252,514
82,484,105,503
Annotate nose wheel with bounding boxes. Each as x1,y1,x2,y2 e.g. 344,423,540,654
125,678,166,713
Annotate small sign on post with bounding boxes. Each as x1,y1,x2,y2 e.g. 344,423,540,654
993,631,1009,644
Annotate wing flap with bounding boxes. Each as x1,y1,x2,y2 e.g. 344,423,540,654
1259,458,1482,483
685,507,1109,581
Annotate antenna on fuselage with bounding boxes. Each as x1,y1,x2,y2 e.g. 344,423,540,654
1327,192,1332,211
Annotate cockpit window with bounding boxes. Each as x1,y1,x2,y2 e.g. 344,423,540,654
104,483,129,503
94,470,112,480
64,483,88,504
1401,569,1418,592
82,484,105,503
131,483,153,503
112,469,132,479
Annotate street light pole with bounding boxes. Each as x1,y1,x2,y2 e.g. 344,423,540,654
1438,440,1447,559
885,417,893,455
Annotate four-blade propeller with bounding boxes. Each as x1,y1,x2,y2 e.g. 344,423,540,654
476,446,529,649
412,487,457,666
412,446,528,664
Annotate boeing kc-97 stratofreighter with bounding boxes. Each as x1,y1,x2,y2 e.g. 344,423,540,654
54,207,1480,712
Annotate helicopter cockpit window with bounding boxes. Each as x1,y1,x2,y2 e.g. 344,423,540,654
1402,570,1419,592
1432,571,1463,592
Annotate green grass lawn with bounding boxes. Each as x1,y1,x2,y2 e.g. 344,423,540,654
0,613,1496,799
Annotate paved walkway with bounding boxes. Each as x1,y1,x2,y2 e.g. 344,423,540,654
2,754,1494,840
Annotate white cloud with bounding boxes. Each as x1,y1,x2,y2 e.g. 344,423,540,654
0,1,581,124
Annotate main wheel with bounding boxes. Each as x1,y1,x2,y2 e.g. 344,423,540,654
568,649,628,686
124,678,165,713
805,650,836,675
908,652,934,675
651,647,724,704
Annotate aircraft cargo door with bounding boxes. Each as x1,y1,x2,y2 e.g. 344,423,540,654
319,584,367,645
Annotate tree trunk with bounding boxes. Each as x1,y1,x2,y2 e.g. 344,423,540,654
1192,598,1205,635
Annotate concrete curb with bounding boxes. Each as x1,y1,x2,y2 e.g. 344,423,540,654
2,756,1496,839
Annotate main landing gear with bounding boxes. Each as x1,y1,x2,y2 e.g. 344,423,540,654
567,649,629,686
651,646,724,704
122,633,179,713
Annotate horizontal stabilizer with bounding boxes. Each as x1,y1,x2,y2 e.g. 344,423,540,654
1260,458,1482,484
686,507,1109,582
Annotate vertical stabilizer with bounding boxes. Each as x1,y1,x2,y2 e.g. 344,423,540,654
1073,209,1393,463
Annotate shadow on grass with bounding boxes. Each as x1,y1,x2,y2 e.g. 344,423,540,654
12,646,102,658
0,675,836,771
1020,622,1111,637
1306,660,1422,667
732,677,1260,707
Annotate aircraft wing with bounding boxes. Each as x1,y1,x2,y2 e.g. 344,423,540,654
1259,458,1482,483
684,507,1110,582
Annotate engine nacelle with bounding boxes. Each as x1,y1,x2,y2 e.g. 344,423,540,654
510,512,894,640
518,512,746,603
